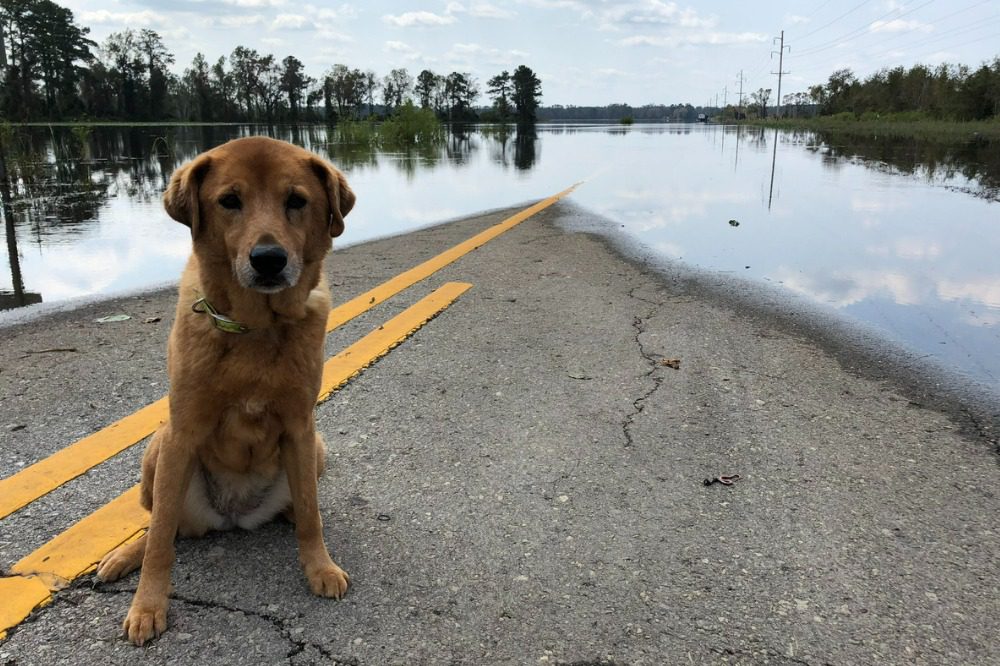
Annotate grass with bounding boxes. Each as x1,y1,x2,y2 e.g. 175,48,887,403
743,114,1000,141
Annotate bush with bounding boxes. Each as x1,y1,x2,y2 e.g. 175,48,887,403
379,101,443,146
337,119,378,145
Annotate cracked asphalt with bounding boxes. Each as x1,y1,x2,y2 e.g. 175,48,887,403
2,202,1000,665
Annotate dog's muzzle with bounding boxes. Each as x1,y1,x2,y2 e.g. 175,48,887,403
243,244,298,292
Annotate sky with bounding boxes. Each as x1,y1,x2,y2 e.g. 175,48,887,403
58,0,1000,107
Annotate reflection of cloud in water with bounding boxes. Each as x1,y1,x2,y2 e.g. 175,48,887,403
850,195,912,213
605,187,751,231
776,268,921,308
32,233,190,301
395,208,462,224
653,241,684,258
937,277,1000,309
865,238,942,260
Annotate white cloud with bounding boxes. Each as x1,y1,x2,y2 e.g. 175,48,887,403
383,11,457,27
271,14,313,30
216,15,265,29
466,3,517,19
619,31,768,47
598,1,716,29
80,9,171,28
446,42,529,66
303,4,357,21
784,14,809,25
870,19,933,34
221,0,288,7
385,40,424,62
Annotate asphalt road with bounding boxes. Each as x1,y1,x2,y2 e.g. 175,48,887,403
1,202,998,665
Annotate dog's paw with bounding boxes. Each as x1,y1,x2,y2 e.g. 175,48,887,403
123,600,168,646
96,548,138,583
306,563,350,599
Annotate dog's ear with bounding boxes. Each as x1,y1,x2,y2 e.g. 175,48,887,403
163,154,212,237
310,157,354,238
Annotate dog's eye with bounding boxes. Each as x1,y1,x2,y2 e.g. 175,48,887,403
219,194,242,210
286,193,307,210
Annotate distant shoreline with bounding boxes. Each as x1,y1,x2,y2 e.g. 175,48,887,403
739,116,1000,140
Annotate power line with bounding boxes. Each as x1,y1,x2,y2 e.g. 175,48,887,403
793,0,874,42
860,13,1000,62
794,0,936,57
795,0,994,60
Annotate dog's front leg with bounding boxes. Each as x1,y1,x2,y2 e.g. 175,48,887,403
124,429,195,646
281,427,349,598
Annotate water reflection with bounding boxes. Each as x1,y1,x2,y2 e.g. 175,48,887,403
1,122,999,391
0,123,542,309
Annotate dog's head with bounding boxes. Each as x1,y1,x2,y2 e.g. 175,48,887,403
164,137,355,294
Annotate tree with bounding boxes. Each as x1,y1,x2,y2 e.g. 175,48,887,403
414,69,438,109
750,87,771,118
183,52,213,121
382,67,412,113
444,71,478,120
228,46,282,120
511,65,541,122
363,69,377,116
280,55,311,119
487,70,512,119
137,29,173,118
102,30,145,118
324,64,366,120
0,0,95,119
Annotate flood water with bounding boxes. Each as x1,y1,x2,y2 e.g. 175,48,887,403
2,123,999,394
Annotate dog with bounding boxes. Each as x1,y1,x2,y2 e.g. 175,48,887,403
95,136,355,646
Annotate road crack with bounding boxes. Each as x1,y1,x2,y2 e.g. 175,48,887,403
86,582,358,665
622,287,665,448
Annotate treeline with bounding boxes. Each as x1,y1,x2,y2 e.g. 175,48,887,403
0,0,542,123
537,103,707,122
806,61,1000,120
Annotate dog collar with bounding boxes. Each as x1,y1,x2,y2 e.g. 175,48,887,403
192,297,250,334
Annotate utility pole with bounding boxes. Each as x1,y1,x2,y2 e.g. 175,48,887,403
723,86,728,107
736,70,746,118
771,30,790,119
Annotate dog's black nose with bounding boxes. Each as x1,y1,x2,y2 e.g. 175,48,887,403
249,245,287,277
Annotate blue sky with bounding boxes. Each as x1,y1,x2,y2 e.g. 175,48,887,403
60,0,1000,106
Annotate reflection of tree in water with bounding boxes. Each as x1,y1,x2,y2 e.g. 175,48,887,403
801,130,1000,202
514,124,538,171
1,128,114,243
477,123,541,171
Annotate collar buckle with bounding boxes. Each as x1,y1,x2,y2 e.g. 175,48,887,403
192,297,250,334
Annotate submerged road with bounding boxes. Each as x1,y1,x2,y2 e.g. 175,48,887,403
0,198,998,665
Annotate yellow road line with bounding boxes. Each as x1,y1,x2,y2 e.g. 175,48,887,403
0,281,472,641
0,401,168,521
325,184,577,330
0,577,51,641
0,188,574,521
320,281,472,400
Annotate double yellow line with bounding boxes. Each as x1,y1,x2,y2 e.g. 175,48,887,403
0,185,576,640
